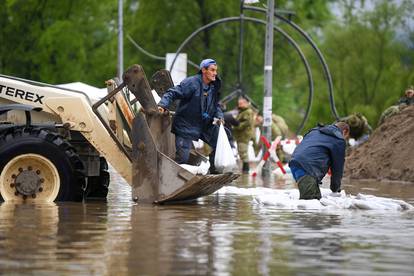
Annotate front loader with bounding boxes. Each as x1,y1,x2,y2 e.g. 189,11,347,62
0,65,238,203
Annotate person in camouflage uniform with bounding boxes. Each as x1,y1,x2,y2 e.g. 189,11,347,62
254,113,289,162
378,105,400,126
339,113,372,145
398,86,414,105
271,114,289,138
271,114,289,162
378,86,414,125
232,96,255,173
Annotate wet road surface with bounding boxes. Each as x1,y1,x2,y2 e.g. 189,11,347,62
0,169,413,275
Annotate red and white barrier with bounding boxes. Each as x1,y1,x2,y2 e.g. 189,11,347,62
250,133,304,177
252,136,285,177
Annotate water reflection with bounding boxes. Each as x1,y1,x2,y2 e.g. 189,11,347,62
342,178,414,204
0,170,413,275
0,202,115,274
0,203,59,274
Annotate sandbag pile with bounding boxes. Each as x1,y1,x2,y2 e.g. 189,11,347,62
345,105,414,182
218,186,413,211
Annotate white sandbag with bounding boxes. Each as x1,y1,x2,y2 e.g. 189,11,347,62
254,127,261,144
192,139,204,149
297,199,325,210
272,164,293,179
214,124,237,173
248,141,262,162
353,194,413,211
180,160,210,175
282,143,296,155
320,196,353,209
216,186,413,211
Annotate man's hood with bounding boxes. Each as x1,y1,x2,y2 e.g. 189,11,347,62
319,125,344,140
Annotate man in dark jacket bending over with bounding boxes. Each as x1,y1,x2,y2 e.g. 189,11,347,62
157,58,227,172
289,122,350,200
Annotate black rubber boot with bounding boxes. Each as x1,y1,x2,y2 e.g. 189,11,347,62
242,162,249,174
208,151,219,174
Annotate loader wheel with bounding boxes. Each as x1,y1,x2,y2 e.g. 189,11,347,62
0,127,85,202
85,157,110,199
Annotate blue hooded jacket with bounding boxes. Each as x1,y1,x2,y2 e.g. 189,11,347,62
158,73,223,140
289,124,346,192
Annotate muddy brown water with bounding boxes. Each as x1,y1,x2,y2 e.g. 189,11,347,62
0,169,413,275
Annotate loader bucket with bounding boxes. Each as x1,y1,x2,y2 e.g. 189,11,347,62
124,65,239,203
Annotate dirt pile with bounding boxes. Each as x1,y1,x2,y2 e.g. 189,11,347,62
344,105,414,183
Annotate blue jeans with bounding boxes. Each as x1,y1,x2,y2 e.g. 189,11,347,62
289,166,306,182
175,136,194,164
175,124,233,165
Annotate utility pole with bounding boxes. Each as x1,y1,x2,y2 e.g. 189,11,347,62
117,0,124,80
238,0,245,88
262,0,274,177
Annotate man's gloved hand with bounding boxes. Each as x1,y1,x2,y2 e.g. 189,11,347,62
158,106,168,114
213,118,225,125
216,118,224,126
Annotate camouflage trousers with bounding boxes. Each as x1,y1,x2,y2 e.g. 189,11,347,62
237,142,249,162
297,175,321,200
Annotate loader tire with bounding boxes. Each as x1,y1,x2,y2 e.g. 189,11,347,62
85,157,110,199
0,127,85,202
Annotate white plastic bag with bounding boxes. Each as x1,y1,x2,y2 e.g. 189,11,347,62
214,124,237,173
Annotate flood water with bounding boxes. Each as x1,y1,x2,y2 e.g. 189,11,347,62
0,169,413,276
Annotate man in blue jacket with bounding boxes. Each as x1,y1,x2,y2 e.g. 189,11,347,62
158,58,227,171
289,122,350,199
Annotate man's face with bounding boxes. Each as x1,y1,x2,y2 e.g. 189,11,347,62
238,98,248,108
405,89,414,98
255,115,263,125
202,64,218,83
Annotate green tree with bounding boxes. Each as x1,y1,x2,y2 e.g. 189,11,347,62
1,0,116,86
317,0,414,127
2,0,413,134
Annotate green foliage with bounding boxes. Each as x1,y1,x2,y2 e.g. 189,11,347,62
1,0,413,133
36,20,87,83
0,0,116,86
317,0,414,128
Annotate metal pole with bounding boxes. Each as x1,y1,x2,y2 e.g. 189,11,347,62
168,16,314,134
244,5,340,120
238,0,245,87
262,0,275,177
117,0,124,80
